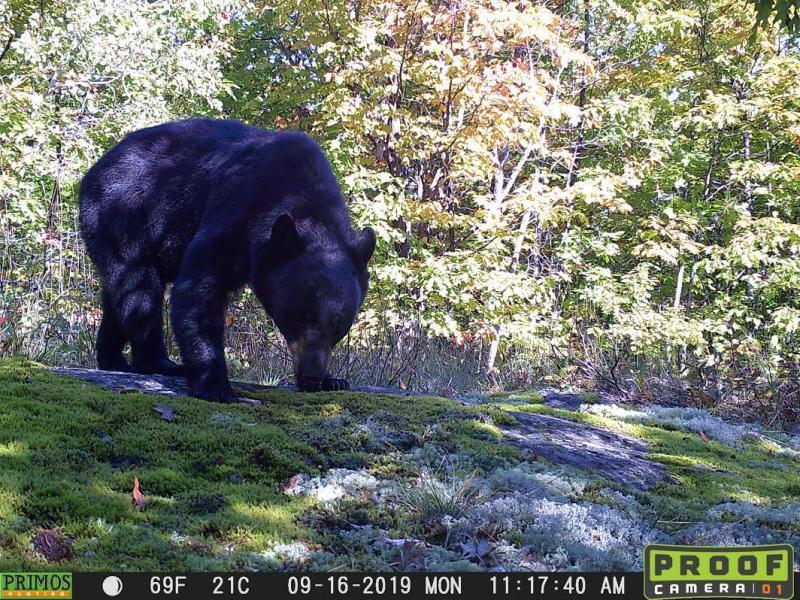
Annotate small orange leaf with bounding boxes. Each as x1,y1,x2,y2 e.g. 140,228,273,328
700,431,710,443
132,477,144,507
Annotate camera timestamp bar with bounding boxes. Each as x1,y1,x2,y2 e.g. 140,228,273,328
12,572,793,600
63,573,633,600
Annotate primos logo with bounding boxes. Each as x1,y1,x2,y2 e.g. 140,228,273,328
644,544,794,599
0,573,72,599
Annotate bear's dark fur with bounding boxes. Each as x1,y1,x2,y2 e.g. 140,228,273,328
79,119,375,401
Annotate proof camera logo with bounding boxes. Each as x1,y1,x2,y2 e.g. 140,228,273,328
644,544,794,600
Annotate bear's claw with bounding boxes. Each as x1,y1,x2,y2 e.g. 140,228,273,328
297,376,350,392
189,385,239,403
322,377,350,391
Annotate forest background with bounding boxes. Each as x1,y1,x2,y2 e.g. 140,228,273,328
1,0,799,423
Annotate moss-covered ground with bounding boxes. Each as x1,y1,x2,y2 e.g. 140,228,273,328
0,360,515,570
486,400,800,519
1,359,798,571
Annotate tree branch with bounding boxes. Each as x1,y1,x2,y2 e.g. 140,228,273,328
0,34,14,65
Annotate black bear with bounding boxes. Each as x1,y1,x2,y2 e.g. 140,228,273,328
79,119,375,401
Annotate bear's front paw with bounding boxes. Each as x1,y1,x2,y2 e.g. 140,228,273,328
133,358,187,378
297,376,350,392
321,377,350,392
297,376,323,392
190,384,239,403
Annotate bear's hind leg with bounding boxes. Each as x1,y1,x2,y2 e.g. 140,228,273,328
96,289,130,372
114,264,186,377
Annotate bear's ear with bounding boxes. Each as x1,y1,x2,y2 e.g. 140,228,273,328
353,227,376,267
269,213,304,261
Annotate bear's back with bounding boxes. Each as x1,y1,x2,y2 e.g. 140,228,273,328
123,118,273,147
79,120,349,276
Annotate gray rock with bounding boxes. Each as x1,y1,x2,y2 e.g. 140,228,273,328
51,366,423,403
500,411,676,490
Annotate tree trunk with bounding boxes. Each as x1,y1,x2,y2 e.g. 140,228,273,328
673,262,685,311
486,325,501,374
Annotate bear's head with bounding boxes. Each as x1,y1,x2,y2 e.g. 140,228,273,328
255,213,376,392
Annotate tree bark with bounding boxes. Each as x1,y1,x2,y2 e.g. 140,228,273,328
673,262,685,311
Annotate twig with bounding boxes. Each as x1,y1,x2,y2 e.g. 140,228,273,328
0,34,13,64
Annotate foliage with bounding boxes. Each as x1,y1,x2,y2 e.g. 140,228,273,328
751,0,800,33
1,0,799,410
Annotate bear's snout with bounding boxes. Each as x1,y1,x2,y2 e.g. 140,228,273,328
288,339,332,392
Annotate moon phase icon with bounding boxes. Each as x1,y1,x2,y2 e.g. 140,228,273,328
102,575,124,597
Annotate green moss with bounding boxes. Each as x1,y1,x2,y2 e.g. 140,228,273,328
487,393,799,527
0,359,515,570
644,428,800,509
494,402,579,420
6,359,795,570
579,392,600,404
482,390,544,406
557,406,800,519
